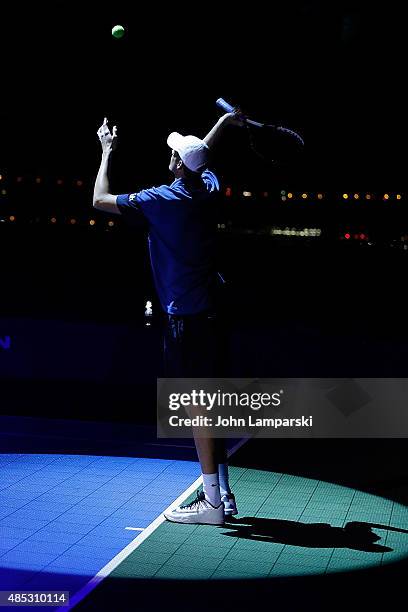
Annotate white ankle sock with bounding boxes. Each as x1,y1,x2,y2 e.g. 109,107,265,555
218,463,231,498
202,472,221,506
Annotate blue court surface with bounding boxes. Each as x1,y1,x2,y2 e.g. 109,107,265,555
0,453,202,596
0,415,243,609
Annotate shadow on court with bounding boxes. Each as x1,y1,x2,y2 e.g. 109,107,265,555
222,517,400,553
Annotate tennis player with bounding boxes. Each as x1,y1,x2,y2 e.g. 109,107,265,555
93,109,244,524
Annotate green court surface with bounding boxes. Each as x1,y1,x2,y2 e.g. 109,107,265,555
76,439,408,612
109,467,408,581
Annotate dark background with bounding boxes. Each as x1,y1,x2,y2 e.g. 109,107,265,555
1,1,406,188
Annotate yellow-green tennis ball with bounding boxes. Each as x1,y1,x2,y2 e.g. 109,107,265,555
112,25,125,39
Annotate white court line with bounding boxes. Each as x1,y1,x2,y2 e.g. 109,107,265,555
59,437,248,611
124,527,145,531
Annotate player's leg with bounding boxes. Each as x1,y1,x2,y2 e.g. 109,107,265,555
217,438,238,516
163,313,224,524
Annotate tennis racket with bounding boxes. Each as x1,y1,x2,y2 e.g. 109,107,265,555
216,98,304,164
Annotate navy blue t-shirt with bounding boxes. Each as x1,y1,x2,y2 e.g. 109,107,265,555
116,170,220,315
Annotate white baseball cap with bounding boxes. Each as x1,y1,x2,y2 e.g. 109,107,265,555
167,132,209,173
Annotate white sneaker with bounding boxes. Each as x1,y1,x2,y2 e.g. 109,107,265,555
222,493,238,516
164,490,225,525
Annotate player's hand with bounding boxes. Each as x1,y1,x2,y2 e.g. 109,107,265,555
97,118,118,153
223,109,246,127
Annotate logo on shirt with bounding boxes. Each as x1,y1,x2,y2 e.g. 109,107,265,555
129,194,136,201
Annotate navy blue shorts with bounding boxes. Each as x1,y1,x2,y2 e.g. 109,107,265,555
163,310,224,378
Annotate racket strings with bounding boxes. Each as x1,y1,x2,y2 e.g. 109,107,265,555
245,124,276,164
245,122,304,164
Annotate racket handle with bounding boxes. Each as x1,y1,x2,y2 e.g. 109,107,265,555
216,98,236,114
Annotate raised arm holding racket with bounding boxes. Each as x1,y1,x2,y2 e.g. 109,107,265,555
216,97,305,164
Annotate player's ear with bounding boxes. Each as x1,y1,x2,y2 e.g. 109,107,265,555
177,159,183,169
